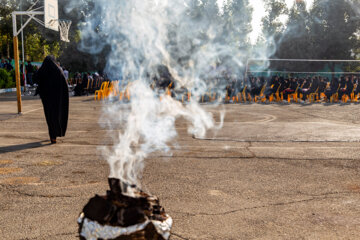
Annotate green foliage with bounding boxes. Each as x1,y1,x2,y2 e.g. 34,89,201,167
8,69,24,86
0,0,359,74
25,33,60,61
263,0,360,72
0,68,14,88
57,0,108,72
0,0,61,60
262,0,288,36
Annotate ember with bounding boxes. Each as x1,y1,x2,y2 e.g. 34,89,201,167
78,178,172,240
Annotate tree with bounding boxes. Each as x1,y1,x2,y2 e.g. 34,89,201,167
263,0,360,73
272,0,313,71
309,0,360,72
57,0,109,73
223,0,252,51
0,0,18,58
262,0,288,40
0,0,64,61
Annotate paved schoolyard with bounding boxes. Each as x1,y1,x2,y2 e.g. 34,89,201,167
0,93,359,239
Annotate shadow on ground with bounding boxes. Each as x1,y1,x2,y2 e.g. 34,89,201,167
0,141,50,154
0,113,19,121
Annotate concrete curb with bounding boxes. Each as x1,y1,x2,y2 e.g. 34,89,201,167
0,87,24,94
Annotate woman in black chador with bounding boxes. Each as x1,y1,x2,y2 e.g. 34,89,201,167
34,56,69,144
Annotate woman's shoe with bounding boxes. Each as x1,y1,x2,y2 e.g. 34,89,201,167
51,138,57,144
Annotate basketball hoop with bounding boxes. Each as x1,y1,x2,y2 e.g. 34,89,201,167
58,19,72,42
48,19,71,42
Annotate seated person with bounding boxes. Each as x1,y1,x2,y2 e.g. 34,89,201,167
264,76,280,100
324,77,340,101
317,77,328,99
74,78,84,96
278,77,289,95
302,77,311,88
226,79,236,102
237,79,245,93
249,77,263,98
282,78,298,101
338,76,354,100
338,77,346,92
299,77,319,101
353,76,360,96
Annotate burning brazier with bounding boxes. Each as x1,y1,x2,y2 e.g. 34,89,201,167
78,178,172,240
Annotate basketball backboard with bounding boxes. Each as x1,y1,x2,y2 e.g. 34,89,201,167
44,0,59,31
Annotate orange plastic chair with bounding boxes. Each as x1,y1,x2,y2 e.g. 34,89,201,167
308,87,319,103
94,81,109,100
254,84,266,103
330,86,340,103
241,86,247,103
287,85,299,103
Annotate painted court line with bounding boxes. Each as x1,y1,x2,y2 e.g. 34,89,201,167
0,128,192,134
0,130,108,134
22,107,43,115
1,143,359,149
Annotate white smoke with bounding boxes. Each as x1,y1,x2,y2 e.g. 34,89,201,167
74,0,259,193
101,81,217,188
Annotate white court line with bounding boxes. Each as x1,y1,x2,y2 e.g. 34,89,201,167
1,143,359,149
0,127,194,134
0,130,108,134
245,112,277,123
22,107,43,115
245,146,360,149
1,121,355,125
184,146,360,149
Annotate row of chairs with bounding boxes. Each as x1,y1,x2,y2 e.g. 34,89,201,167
93,81,360,104
95,81,178,101
83,78,104,95
94,81,127,100
224,83,360,104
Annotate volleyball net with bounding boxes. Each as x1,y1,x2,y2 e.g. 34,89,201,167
245,59,360,79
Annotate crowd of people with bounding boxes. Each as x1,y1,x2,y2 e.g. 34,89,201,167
68,70,360,104
3,57,360,104
226,75,360,103
0,58,14,72
0,57,108,97
71,72,108,96
0,57,39,86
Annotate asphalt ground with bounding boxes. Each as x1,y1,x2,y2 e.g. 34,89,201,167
0,93,359,239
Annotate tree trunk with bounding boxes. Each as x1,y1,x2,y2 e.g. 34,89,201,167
44,44,47,59
7,41,10,58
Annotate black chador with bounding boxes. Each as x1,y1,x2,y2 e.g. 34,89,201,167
34,56,69,144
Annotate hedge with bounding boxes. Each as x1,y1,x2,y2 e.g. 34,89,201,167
0,68,15,89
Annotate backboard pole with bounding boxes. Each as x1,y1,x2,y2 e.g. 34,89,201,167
20,0,27,91
12,12,22,114
12,11,44,114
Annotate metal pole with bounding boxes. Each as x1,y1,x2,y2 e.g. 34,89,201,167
21,28,26,90
21,0,27,90
12,13,22,114
244,59,249,83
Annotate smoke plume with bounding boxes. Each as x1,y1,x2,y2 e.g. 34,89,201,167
73,0,261,194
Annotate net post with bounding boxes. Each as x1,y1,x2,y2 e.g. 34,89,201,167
12,13,22,114
244,59,249,83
